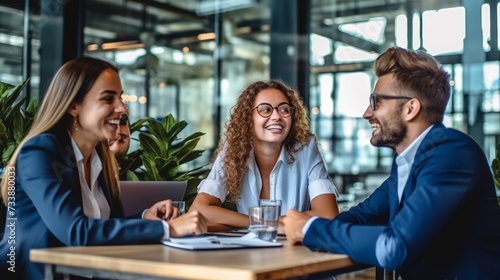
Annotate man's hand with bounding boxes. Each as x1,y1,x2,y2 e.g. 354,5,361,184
283,210,311,245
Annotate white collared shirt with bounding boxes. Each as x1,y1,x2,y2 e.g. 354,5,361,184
198,136,338,215
395,125,433,202
70,137,111,219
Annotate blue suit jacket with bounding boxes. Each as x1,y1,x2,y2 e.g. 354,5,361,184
304,123,500,280
0,130,164,280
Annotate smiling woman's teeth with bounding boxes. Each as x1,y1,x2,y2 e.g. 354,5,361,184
266,125,283,131
107,119,120,125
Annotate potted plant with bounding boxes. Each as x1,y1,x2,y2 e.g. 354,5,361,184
0,79,38,177
117,114,209,209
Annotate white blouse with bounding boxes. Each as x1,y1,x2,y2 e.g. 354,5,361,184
198,136,338,215
70,137,111,219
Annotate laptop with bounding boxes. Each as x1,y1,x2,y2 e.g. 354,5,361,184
119,181,187,216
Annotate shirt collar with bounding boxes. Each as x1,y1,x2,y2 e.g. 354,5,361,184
69,136,102,177
397,124,434,165
248,144,288,174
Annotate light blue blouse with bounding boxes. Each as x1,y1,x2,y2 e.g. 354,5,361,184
197,136,338,215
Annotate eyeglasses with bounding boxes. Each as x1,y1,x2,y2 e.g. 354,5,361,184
369,93,412,111
253,103,294,118
119,114,129,125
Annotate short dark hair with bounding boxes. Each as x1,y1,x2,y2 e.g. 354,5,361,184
374,47,451,124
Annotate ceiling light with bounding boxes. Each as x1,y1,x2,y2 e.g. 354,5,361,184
101,40,140,50
197,33,216,41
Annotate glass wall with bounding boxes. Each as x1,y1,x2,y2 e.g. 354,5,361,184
0,0,498,195
0,3,40,100
308,0,500,196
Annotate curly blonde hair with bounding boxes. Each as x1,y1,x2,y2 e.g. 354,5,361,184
215,80,313,202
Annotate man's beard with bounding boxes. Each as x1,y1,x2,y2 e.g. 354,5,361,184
371,107,407,148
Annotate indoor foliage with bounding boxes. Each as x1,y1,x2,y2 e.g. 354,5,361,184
0,79,38,175
117,114,209,208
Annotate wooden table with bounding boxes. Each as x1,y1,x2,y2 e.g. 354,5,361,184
30,238,366,280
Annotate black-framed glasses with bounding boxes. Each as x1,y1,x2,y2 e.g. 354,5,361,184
119,114,129,125
369,93,412,111
253,102,294,118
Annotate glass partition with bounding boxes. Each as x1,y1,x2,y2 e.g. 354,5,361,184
0,0,498,195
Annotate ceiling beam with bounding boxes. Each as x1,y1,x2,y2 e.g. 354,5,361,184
130,0,207,21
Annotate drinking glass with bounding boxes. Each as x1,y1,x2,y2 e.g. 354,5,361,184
248,206,279,242
259,199,282,215
171,201,185,217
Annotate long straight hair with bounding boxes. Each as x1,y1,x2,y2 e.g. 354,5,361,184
1,57,121,204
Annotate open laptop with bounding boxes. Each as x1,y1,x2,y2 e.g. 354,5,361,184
120,181,187,216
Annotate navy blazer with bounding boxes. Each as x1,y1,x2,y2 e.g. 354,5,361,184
304,123,500,279
0,130,164,280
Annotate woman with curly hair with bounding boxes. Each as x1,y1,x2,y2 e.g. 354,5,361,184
190,80,339,231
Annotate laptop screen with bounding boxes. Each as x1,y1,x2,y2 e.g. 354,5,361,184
119,181,187,216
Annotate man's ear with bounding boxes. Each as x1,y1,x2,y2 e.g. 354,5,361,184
404,99,421,121
67,102,78,118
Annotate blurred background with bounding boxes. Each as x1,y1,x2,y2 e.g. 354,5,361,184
0,0,498,206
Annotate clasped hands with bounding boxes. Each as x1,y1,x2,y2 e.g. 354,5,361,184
143,199,208,237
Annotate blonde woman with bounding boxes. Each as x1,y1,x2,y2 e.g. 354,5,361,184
190,80,339,231
0,57,207,280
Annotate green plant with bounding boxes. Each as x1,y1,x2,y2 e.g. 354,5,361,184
117,113,209,208
0,79,38,173
492,144,500,206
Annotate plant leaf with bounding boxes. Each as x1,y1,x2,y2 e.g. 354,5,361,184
139,133,163,157
129,118,149,134
25,97,39,119
141,154,161,181
157,156,179,179
162,114,176,132
179,149,206,165
126,170,140,181
174,138,200,161
145,119,169,153
165,119,188,143
147,118,169,139
0,79,29,111
13,113,28,143
2,142,16,165
170,132,205,152
0,119,7,143
4,97,26,128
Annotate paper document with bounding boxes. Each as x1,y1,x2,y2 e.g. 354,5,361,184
228,227,286,236
162,232,283,250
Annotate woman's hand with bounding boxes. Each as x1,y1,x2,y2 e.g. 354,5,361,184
143,199,178,221
168,210,208,237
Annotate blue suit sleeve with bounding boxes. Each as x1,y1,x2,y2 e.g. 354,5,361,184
302,129,488,270
17,134,164,246
303,180,391,266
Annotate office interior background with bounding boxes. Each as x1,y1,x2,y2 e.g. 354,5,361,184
1,0,499,204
